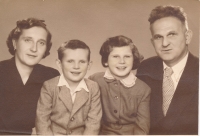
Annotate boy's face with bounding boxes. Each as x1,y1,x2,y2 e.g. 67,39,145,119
106,46,133,80
57,48,91,85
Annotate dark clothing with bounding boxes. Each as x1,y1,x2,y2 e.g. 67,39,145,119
0,57,60,135
136,53,199,135
89,72,151,135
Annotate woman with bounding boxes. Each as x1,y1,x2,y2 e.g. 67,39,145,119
0,18,59,135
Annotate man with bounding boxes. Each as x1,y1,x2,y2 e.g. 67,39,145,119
0,18,60,135
137,5,198,135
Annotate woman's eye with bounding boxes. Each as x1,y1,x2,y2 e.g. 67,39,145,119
125,55,131,58
113,55,118,58
24,39,31,42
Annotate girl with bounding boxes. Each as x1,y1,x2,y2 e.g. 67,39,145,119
89,35,151,135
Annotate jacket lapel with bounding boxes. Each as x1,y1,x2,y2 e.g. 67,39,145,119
70,89,89,117
161,53,198,131
58,86,73,112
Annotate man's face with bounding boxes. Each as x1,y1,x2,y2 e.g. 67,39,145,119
150,17,192,66
13,26,47,67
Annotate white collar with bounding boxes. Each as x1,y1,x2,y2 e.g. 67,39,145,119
57,74,89,93
104,69,137,88
163,53,188,76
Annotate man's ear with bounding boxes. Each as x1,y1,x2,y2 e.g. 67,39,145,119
185,29,193,45
56,59,61,69
87,61,93,70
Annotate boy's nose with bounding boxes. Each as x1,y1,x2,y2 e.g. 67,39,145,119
73,63,80,69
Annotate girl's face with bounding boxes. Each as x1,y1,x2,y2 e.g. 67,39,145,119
106,46,134,80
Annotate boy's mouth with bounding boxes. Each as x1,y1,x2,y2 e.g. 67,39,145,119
71,72,81,75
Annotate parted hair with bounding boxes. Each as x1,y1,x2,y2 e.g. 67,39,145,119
57,40,91,61
6,18,52,58
100,35,144,70
148,5,188,30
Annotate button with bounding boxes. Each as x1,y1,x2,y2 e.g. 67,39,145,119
114,110,117,113
114,96,118,99
68,130,72,134
71,117,75,121
132,113,137,117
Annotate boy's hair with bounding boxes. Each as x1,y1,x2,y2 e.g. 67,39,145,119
57,40,91,61
148,5,188,30
100,35,144,70
6,17,52,58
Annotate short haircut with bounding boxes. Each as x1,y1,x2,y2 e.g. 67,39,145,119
100,35,144,70
6,18,52,58
57,40,91,61
148,5,188,30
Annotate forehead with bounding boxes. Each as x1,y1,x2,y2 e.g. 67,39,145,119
63,48,89,59
150,17,185,35
110,45,133,54
20,26,48,40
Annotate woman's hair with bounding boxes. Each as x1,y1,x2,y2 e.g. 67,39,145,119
148,5,188,30
57,40,91,61
100,35,144,70
6,17,52,58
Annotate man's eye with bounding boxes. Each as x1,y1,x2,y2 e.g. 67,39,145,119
154,35,162,40
168,33,176,37
39,41,45,45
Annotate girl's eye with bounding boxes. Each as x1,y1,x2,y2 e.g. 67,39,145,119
124,55,131,58
67,60,73,63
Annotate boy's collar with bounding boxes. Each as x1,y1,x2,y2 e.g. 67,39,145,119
104,69,137,88
57,74,89,93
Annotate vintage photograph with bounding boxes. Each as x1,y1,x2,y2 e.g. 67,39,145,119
0,0,199,135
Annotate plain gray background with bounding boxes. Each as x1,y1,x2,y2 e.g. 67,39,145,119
0,0,199,76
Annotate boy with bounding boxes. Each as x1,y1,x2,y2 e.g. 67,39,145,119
35,40,102,135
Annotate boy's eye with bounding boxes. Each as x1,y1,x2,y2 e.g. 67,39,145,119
80,60,86,63
38,41,46,46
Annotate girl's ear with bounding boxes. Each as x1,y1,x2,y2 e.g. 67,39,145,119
87,61,93,70
56,59,61,69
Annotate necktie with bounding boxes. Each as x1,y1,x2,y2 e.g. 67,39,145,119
162,67,174,116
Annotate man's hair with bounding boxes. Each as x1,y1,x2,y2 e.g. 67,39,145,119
6,18,52,58
99,35,144,70
148,5,188,30
57,40,91,61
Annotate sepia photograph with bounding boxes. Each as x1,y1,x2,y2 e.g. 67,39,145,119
0,0,199,135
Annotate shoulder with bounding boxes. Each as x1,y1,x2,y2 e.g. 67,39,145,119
0,58,13,69
84,78,100,94
135,78,151,93
43,76,60,90
89,72,105,81
35,64,60,79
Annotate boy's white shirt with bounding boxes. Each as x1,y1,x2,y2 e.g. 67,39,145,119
57,74,89,103
163,52,188,90
104,69,137,88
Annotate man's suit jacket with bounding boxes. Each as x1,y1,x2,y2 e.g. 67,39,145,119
136,53,199,135
35,76,102,135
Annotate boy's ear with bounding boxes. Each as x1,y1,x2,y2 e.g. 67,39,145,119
87,61,93,70
56,59,61,69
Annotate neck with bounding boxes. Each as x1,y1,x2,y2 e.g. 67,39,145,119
15,57,33,85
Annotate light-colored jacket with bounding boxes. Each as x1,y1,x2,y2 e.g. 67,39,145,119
35,76,102,135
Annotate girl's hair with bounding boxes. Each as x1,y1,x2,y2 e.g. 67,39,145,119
6,18,52,58
100,35,144,70
57,40,91,61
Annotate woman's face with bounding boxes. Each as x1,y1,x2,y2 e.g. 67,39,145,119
13,26,47,68
106,46,134,80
